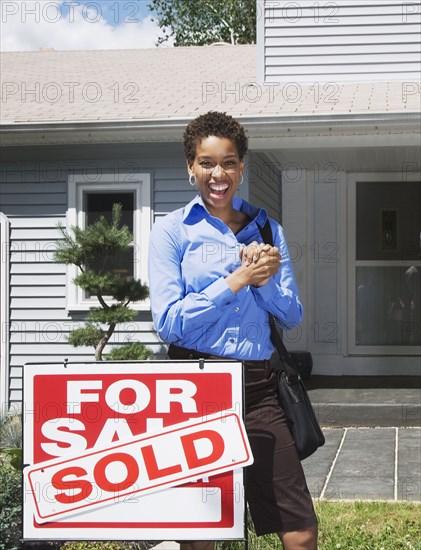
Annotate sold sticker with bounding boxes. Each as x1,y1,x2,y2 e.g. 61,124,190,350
25,412,252,523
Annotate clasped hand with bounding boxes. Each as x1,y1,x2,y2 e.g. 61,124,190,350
239,241,281,288
225,241,281,293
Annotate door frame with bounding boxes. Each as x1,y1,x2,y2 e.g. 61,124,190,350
0,213,10,413
347,172,421,355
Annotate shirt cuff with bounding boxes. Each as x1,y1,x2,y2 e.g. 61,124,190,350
203,276,238,310
251,278,278,303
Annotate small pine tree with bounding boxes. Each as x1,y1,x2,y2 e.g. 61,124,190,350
54,203,150,361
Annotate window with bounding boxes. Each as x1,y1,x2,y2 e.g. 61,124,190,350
66,173,151,310
84,192,135,297
348,173,421,354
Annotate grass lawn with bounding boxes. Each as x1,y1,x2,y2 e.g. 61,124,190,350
216,501,421,550
14,500,421,550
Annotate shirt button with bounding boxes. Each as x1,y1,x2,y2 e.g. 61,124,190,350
229,338,235,343
234,307,240,312
226,301,231,305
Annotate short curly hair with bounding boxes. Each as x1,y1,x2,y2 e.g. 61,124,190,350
183,111,248,164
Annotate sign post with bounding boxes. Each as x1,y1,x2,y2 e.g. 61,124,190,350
23,361,252,541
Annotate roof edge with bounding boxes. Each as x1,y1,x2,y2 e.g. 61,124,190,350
1,112,420,147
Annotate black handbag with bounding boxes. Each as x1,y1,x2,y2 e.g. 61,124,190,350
269,315,325,460
258,221,325,460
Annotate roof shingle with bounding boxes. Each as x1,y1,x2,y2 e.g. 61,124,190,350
1,45,419,125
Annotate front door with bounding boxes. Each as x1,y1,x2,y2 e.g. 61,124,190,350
348,174,421,355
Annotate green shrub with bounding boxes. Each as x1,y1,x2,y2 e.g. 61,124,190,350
0,463,22,550
105,342,153,361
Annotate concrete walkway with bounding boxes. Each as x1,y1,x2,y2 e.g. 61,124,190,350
302,427,420,502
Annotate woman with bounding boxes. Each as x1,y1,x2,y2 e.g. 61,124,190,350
148,111,318,550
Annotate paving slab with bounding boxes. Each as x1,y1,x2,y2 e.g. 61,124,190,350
302,428,344,499
397,428,421,501
325,428,396,500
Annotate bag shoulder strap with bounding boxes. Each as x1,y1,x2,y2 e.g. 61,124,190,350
257,218,273,247
258,220,299,378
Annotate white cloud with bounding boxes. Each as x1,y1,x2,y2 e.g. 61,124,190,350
0,1,173,51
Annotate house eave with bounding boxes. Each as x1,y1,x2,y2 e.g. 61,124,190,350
1,112,420,147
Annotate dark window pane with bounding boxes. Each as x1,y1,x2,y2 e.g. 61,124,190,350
88,248,134,281
356,182,421,261
84,192,135,297
86,192,134,233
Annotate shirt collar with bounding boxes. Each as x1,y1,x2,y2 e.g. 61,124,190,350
183,194,268,227
233,197,268,228
182,194,205,222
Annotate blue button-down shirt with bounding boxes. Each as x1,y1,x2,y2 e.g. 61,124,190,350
148,195,302,360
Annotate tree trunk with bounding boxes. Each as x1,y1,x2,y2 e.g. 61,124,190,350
95,322,116,361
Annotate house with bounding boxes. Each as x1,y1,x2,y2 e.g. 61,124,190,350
1,1,420,413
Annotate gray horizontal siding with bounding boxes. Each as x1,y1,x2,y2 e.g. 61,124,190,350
10,274,63,286
3,205,67,215
153,165,196,213
10,309,76,320
1,143,189,407
10,262,64,274
264,23,420,37
6,217,64,228
265,10,416,24
10,286,65,297
155,190,195,205
265,62,417,77
11,297,67,308
1,193,66,205
265,53,419,66
248,153,281,222
266,43,421,56
259,0,421,82
265,34,421,47
1,183,66,194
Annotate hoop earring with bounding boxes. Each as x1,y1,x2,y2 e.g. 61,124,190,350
240,174,244,185
189,174,196,187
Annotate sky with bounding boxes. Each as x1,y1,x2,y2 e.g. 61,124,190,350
0,0,173,51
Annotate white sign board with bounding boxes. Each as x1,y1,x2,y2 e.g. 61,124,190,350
23,361,251,541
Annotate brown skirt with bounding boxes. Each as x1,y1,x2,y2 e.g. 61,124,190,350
244,362,317,535
167,345,317,536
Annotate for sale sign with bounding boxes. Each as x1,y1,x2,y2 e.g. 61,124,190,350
23,361,251,541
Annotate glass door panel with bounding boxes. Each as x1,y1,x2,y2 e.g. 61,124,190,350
356,266,420,346
354,180,421,350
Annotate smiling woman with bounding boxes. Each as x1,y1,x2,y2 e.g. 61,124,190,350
148,111,317,550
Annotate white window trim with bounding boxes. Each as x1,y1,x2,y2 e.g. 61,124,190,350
66,173,151,311
347,171,421,355
0,213,10,413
